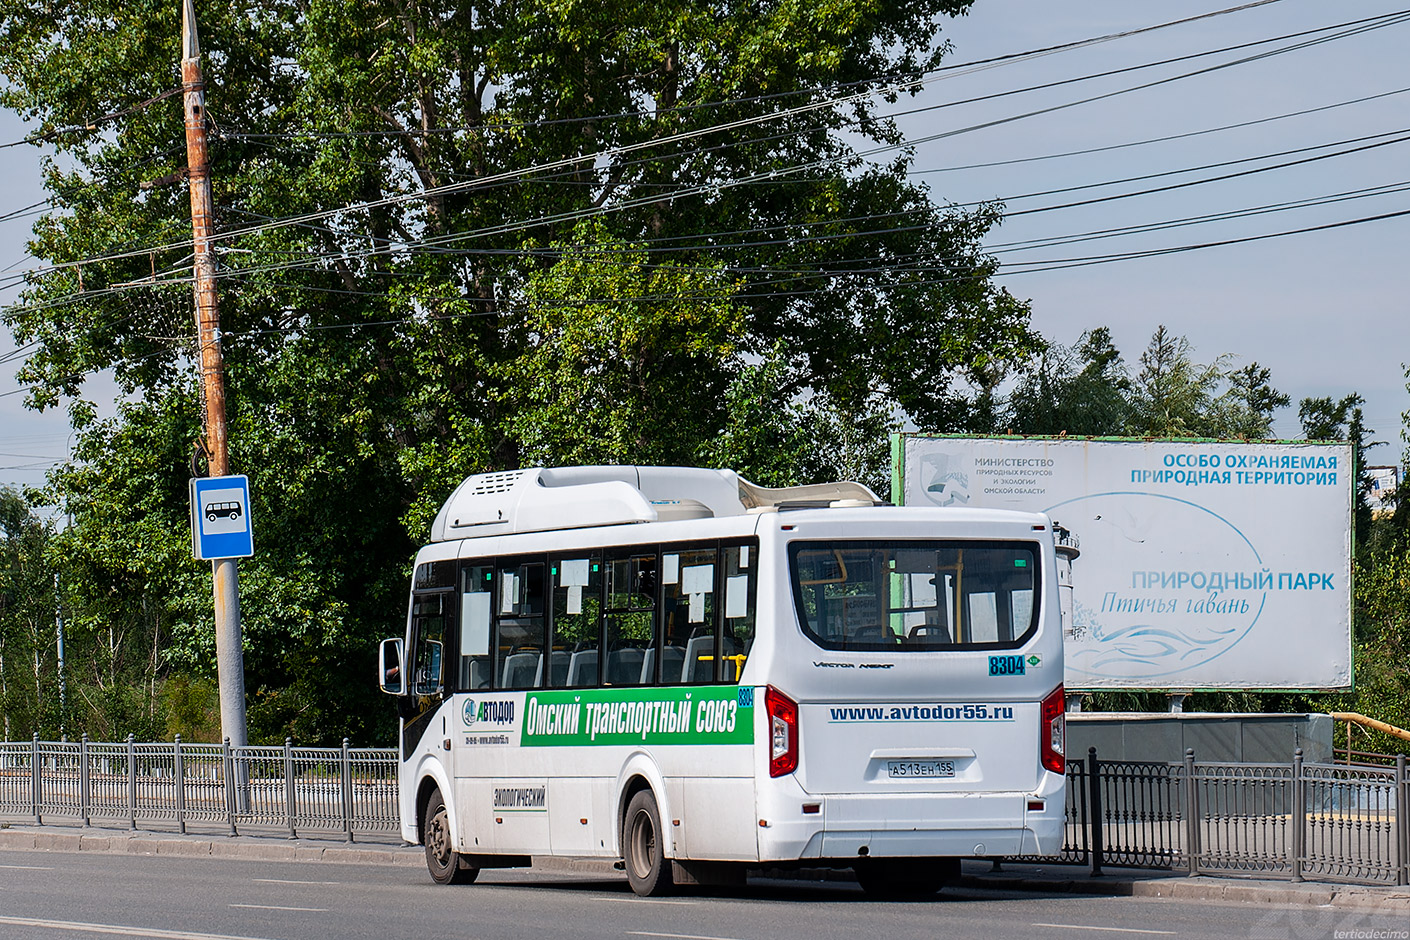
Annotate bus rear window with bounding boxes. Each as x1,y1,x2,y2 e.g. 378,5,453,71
789,540,1040,651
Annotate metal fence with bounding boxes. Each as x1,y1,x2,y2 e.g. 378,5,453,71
1029,747,1410,887
0,735,398,840
4,737,1408,887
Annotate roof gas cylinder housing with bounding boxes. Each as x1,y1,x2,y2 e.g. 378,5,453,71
427,466,882,541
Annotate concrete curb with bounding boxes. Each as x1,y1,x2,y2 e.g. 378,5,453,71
0,827,424,867
3,825,1407,912
956,870,1410,914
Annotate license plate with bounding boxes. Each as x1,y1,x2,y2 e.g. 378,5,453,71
887,759,956,778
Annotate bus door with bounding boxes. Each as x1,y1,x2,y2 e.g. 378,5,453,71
404,560,457,757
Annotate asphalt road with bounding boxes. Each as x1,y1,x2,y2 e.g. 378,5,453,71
0,849,1405,940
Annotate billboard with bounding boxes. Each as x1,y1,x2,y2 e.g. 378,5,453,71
895,436,1352,691
1366,465,1399,517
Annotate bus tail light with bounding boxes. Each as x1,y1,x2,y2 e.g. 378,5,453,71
1040,685,1065,775
765,686,798,777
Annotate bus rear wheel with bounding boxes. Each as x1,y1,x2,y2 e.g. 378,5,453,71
623,790,674,897
424,789,479,885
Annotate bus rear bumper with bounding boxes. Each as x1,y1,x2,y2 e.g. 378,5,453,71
756,781,1066,861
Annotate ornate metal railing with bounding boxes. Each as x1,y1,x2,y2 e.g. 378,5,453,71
4,735,1407,887
0,734,397,840
1019,746,1409,887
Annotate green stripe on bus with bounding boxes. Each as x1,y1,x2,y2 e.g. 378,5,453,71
522,686,754,747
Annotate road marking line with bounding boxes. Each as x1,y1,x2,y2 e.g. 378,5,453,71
0,864,53,870
229,904,329,912
628,932,745,940
251,878,340,885
1032,925,1177,936
0,914,279,940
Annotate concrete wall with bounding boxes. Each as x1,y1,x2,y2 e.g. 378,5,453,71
1067,713,1334,764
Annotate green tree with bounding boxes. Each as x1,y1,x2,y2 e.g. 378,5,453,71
1218,362,1290,439
1125,325,1229,437
1300,393,1375,554
705,343,899,497
505,221,745,467
1124,326,1289,439
1005,326,1131,435
2,0,1038,742
0,488,57,739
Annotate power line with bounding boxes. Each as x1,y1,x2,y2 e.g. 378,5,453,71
216,0,1295,142
0,87,182,150
10,108,1409,314
1007,131,1410,218
242,9,1409,216
8,185,1383,397
10,1,1394,287
907,85,1410,176
202,11,1410,277
0,200,52,224
219,174,1410,288
10,118,1407,313
204,203,1410,340
6,3,1406,318
204,118,1410,286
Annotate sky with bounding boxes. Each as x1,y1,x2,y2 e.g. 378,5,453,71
2,0,1408,492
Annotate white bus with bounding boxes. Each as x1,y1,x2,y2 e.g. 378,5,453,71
377,466,1066,896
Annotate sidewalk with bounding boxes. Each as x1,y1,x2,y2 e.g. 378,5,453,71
2,822,1407,913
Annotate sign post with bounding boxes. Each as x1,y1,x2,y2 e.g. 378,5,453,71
183,0,248,752
190,474,252,760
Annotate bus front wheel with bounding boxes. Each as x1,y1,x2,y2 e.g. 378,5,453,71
424,789,479,885
623,789,674,897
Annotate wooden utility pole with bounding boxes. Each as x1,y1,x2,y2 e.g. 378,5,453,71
183,0,247,749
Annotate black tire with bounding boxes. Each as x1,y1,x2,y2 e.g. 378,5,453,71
855,857,958,899
207,512,217,523
424,789,479,885
623,789,674,897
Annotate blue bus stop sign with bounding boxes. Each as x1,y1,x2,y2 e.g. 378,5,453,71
190,475,254,560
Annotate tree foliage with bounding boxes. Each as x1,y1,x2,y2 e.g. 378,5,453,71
0,0,1040,742
0,488,56,739
1003,324,1290,440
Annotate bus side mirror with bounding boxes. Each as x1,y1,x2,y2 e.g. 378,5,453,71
378,638,405,695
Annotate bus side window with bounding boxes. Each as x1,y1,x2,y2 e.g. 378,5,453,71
551,556,602,688
497,561,546,689
460,565,494,690
661,548,717,685
722,543,757,683
604,552,656,687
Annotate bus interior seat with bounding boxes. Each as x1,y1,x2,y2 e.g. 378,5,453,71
567,649,599,687
501,651,538,689
909,623,952,644
639,645,687,684
537,650,571,686
852,625,900,644
662,645,685,681
681,635,715,683
607,647,645,686
467,658,491,690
